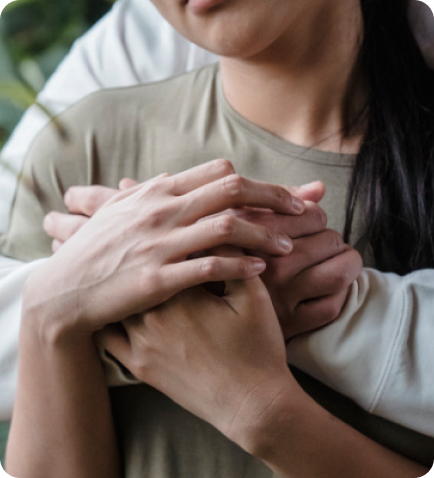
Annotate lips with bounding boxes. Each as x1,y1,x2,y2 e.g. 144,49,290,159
184,0,226,14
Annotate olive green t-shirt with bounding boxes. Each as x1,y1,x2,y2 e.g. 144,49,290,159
1,64,433,472
0,64,365,262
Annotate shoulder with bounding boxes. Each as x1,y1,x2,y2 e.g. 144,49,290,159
27,64,219,186
85,63,220,116
37,63,219,142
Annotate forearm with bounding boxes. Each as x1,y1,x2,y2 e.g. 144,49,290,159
6,312,120,478
0,257,48,421
238,377,428,478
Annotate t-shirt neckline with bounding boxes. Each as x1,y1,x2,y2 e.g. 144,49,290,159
215,66,356,167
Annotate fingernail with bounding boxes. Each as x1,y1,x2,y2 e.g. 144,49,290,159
251,259,266,273
292,197,305,214
298,181,320,191
43,214,53,232
278,234,292,253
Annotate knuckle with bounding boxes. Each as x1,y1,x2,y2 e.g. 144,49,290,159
213,215,236,237
225,208,244,219
143,178,167,196
142,205,171,228
328,229,345,252
212,158,235,176
236,259,250,277
199,257,220,279
146,210,165,227
84,189,103,215
138,270,160,296
161,175,175,192
275,185,291,202
223,174,244,198
332,265,349,289
264,226,275,245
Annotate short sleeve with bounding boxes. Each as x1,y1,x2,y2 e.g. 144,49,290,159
0,102,95,262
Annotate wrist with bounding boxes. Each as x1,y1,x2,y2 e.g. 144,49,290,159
22,270,89,347
225,370,304,458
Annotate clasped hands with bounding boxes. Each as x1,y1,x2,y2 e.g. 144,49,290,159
28,159,361,449
41,159,362,339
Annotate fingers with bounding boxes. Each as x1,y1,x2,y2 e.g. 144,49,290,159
64,185,119,216
43,211,88,242
283,202,328,237
280,248,362,339
262,229,347,286
234,201,327,240
284,289,349,339
119,178,139,190
119,173,170,191
182,174,305,223
288,181,326,204
290,248,363,302
289,229,347,270
168,159,235,195
160,256,266,296
101,161,235,206
176,215,293,257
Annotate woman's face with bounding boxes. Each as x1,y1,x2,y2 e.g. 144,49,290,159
150,0,311,58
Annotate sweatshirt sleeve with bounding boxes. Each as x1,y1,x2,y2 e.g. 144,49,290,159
287,268,434,437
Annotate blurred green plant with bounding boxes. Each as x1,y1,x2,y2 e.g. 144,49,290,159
0,0,114,150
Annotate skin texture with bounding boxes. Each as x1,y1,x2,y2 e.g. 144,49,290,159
43,178,362,338
98,271,428,478
152,0,365,153
7,0,428,477
24,161,313,337
7,161,310,478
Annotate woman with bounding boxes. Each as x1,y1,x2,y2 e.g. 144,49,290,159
4,0,434,476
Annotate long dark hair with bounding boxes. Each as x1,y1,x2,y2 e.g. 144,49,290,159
345,0,434,275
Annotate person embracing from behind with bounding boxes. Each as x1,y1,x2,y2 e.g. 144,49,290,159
3,0,434,477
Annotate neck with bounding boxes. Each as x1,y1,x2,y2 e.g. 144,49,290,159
219,2,365,153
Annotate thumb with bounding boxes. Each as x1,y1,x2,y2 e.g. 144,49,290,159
289,181,325,203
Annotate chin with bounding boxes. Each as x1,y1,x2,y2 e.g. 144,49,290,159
202,32,277,59
154,0,283,59
189,18,272,59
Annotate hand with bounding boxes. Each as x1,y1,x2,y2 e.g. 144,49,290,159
44,178,138,252
98,273,296,451
44,175,360,338
43,179,324,252
26,160,304,338
262,236,363,339
218,206,363,339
